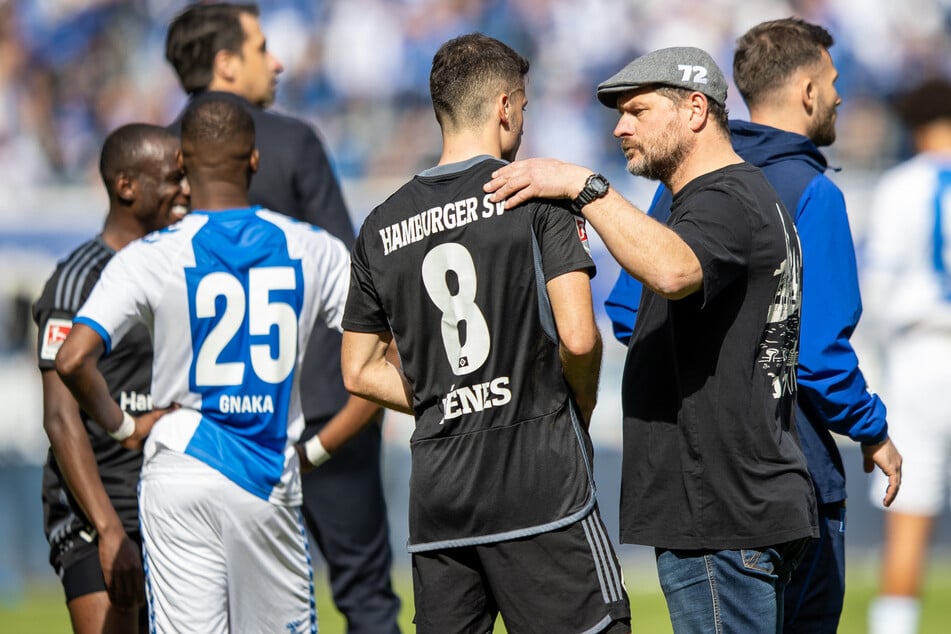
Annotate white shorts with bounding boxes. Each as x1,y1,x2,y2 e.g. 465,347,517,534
871,331,951,515
139,449,315,633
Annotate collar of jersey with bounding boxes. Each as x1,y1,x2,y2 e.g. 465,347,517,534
418,155,501,178
189,205,262,218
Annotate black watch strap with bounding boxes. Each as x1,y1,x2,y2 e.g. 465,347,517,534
571,173,610,215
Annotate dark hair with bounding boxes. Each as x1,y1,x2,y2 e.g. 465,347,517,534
165,2,260,95
893,77,951,130
656,86,731,135
99,123,177,192
182,98,254,156
733,18,834,109
181,97,255,161
429,33,529,131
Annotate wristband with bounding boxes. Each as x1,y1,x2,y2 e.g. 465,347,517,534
304,435,331,467
108,411,136,442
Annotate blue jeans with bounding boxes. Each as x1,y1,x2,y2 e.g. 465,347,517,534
655,538,810,634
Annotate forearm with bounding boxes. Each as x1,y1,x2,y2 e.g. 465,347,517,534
48,421,125,535
55,326,125,435
484,159,701,298
58,362,124,434
345,360,413,415
42,373,124,537
315,396,382,454
560,334,602,427
583,190,701,298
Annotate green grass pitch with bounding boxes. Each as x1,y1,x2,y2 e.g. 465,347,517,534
3,557,951,632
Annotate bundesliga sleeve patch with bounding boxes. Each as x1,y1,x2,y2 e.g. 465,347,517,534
576,218,591,255
40,318,73,361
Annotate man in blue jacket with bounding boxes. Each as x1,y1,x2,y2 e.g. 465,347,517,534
605,18,902,633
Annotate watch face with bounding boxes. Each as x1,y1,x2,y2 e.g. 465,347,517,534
590,175,609,196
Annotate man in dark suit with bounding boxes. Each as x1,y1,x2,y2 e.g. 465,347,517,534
164,4,401,632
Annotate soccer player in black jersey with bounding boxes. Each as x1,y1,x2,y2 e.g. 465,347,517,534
341,33,631,634
32,124,186,633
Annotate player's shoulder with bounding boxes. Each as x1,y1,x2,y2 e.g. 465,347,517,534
131,214,201,251
55,236,112,272
43,237,113,296
34,237,107,317
256,208,347,249
105,215,201,274
801,171,844,204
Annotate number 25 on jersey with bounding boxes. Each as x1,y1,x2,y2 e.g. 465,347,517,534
190,266,300,387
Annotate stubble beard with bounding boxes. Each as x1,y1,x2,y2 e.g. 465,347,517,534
624,130,692,184
808,103,837,147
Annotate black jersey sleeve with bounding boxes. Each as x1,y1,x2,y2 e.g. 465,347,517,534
33,288,74,372
534,202,597,282
32,238,112,371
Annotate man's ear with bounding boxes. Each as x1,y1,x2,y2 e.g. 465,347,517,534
213,49,237,83
250,148,260,173
801,75,816,116
115,172,136,204
686,92,708,132
499,92,511,127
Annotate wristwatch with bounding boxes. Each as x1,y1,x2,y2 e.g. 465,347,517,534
571,173,610,215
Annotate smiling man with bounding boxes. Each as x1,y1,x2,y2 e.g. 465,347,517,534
32,123,186,633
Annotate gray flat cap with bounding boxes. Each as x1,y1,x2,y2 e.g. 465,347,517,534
596,46,727,108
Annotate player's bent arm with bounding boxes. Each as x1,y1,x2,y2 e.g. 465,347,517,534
55,324,124,436
341,330,413,415
298,396,383,472
583,189,701,299
485,158,701,298
547,270,602,427
41,370,127,541
305,337,401,468
41,370,145,608
55,324,171,451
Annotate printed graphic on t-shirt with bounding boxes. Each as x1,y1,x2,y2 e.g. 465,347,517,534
760,202,802,399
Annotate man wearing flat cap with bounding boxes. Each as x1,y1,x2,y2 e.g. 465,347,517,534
485,46,818,633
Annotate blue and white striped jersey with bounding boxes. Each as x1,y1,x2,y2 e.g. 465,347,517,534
76,206,350,506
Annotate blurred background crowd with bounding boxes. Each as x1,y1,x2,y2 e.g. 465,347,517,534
0,0,949,190
0,0,949,606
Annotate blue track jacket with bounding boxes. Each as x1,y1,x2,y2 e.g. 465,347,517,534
605,119,888,504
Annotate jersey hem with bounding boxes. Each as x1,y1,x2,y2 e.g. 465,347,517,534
406,492,596,553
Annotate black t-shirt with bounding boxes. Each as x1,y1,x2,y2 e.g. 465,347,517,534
620,162,818,550
33,236,150,538
344,156,597,551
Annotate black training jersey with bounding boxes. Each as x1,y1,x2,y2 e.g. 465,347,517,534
345,156,597,551
33,236,150,540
